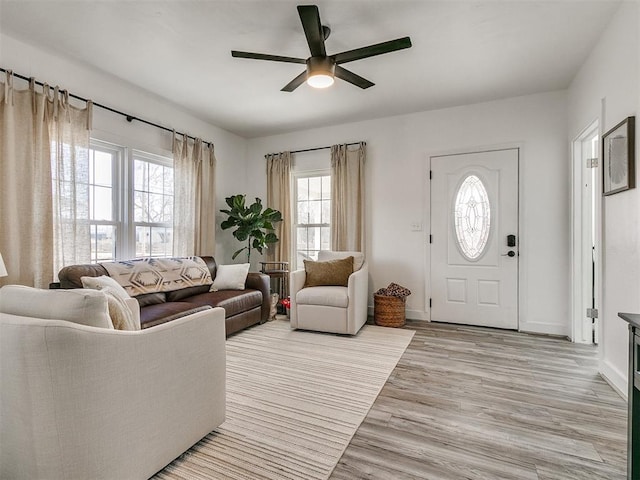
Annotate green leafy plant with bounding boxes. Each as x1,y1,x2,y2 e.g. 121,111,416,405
220,194,282,262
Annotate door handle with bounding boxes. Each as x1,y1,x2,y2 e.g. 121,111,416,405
501,250,516,257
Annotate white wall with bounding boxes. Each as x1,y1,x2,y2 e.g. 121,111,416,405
568,2,640,396
247,90,570,336
0,33,248,261
1,27,588,340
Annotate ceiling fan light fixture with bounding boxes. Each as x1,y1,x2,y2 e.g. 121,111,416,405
306,56,335,88
307,73,334,88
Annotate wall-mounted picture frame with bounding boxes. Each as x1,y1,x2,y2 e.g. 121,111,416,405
603,116,635,196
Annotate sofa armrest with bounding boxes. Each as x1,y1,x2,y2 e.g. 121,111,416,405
289,269,307,329
57,263,110,289
0,307,226,480
245,272,270,323
347,262,369,334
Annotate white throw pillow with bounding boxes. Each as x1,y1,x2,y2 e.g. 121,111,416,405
0,285,113,329
81,275,130,300
103,287,140,331
210,263,250,291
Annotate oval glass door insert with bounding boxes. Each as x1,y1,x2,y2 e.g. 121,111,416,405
454,174,491,260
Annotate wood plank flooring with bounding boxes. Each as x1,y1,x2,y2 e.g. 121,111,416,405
330,321,627,480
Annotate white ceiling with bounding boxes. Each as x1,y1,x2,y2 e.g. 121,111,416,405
0,0,621,138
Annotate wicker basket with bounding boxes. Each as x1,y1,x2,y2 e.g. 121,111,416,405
374,294,406,327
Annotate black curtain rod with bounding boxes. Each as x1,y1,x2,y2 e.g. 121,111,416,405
265,141,363,158
0,67,214,148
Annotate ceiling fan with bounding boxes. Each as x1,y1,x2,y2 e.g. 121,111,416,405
231,5,412,92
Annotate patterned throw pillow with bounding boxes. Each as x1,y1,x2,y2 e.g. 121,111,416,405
303,256,354,288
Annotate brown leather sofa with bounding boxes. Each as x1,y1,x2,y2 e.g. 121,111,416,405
56,256,270,336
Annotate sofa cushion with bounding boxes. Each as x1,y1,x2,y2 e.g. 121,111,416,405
296,286,349,308
0,285,112,329
166,284,211,302
141,305,212,330
139,302,203,329
184,290,263,317
136,292,166,307
225,308,262,337
199,256,218,278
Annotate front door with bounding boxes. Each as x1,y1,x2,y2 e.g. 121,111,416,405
430,149,519,329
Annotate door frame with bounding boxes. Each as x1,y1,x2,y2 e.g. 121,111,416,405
425,143,523,327
571,119,602,344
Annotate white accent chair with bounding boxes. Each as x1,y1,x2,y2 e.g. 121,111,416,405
290,251,369,335
0,286,226,480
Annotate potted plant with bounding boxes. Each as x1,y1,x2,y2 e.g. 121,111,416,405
220,194,282,263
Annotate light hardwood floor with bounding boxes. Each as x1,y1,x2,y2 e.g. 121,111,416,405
330,321,627,480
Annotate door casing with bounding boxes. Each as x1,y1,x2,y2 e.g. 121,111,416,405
571,119,601,344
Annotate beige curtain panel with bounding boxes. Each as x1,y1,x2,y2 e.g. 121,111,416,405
51,87,93,276
330,142,366,252
0,72,92,288
173,134,216,257
266,151,292,267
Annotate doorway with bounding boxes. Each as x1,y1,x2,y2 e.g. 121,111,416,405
572,121,600,344
430,148,519,329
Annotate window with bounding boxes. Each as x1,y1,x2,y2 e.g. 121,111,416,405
453,174,491,260
133,154,174,257
87,142,120,262
84,140,174,262
294,174,331,270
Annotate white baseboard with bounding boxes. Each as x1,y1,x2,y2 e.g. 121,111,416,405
367,311,571,333
406,309,429,321
599,360,627,401
518,321,569,337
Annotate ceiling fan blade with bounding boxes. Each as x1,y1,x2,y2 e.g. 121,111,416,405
335,66,374,89
334,37,412,65
297,5,326,57
231,51,306,64
281,71,307,92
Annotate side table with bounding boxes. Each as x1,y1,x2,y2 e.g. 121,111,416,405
259,262,289,314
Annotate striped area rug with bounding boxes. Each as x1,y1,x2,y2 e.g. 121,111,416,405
155,319,414,480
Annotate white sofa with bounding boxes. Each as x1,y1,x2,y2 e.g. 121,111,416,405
290,251,369,335
0,286,226,480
